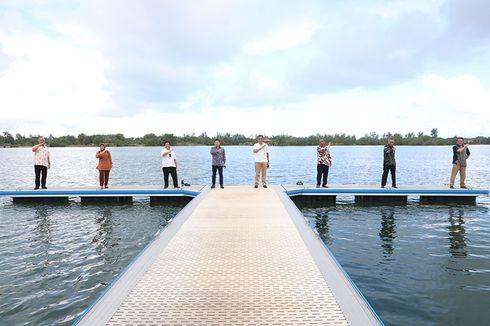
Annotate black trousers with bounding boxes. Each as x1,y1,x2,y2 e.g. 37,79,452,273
381,165,396,187
212,165,224,186
317,164,329,186
34,165,48,188
162,167,178,188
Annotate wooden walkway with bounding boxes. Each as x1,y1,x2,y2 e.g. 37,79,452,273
75,186,381,325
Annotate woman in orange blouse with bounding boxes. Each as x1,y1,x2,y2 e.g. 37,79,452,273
96,143,112,189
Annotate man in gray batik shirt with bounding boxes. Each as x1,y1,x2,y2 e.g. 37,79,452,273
210,138,226,189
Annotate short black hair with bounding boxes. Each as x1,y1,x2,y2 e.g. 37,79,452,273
387,137,394,141
214,138,221,142
457,137,464,141
257,134,264,138
164,140,172,145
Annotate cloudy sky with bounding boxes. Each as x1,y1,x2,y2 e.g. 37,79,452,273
1,0,490,137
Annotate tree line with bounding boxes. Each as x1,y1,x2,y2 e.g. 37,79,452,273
1,129,490,147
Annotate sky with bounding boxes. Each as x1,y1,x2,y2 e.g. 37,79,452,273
0,0,490,138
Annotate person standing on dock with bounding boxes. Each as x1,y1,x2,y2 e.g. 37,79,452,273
381,137,397,188
316,139,332,188
161,141,179,189
210,139,226,189
450,137,470,189
32,136,51,190
96,143,112,189
253,135,269,188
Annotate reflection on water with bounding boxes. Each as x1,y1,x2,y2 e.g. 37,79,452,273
379,208,396,257
447,207,467,258
314,210,331,245
302,204,490,326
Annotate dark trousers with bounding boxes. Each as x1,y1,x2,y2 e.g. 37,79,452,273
34,165,48,188
162,167,178,188
99,170,110,187
381,165,396,187
317,164,329,186
212,165,224,186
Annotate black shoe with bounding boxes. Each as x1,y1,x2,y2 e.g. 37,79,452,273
254,185,258,188
42,187,47,189
263,185,268,188
220,185,224,189
34,187,39,190
174,186,180,189
164,186,168,189
211,185,216,189
392,186,397,188
322,185,328,188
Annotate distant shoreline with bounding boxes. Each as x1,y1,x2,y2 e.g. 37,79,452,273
2,130,489,147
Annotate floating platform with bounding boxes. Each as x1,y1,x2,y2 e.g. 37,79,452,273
0,186,203,204
284,184,489,206
75,186,382,325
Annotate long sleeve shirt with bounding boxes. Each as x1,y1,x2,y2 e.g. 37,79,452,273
317,146,332,166
210,147,226,166
383,145,396,166
96,150,112,170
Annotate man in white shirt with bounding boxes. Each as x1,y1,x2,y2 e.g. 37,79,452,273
252,135,269,188
32,136,51,190
161,141,179,188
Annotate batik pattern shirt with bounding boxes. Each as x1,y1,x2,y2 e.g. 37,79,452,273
34,145,50,167
317,146,332,166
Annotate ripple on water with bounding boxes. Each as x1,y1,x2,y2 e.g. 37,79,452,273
0,201,184,325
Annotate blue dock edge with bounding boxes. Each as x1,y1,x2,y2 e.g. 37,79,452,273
0,189,201,197
286,188,489,196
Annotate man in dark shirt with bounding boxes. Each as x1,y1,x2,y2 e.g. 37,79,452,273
381,137,397,188
450,137,470,189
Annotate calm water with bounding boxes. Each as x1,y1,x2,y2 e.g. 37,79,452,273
1,145,490,325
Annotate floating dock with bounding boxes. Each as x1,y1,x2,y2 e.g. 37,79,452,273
74,186,382,325
0,186,203,204
284,184,489,205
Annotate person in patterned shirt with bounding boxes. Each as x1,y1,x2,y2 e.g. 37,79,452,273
317,139,332,188
32,136,51,189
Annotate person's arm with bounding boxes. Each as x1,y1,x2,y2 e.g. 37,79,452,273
211,147,217,155
161,148,172,156
174,159,177,168
108,151,113,166
457,145,467,153
223,148,226,165
48,150,51,169
466,147,471,158
32,144,42,152
253,144,266,153
96,150,102,158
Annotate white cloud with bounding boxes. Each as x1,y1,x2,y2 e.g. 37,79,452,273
0,0,490,138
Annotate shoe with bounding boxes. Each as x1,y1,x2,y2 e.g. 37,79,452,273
254,185,258,188
104,186,109,189
392,186,397,188
220,185,224,189
322,185,328,188
381,186,385,188
461,186,467,189
174,186,180,189
34,187,39,190
164,186,168,189
263,185,268,188
41,187,47,189
211,185,216,189
449,186,454,189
